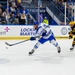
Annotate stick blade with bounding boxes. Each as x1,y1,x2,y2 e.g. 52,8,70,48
5,42,12,46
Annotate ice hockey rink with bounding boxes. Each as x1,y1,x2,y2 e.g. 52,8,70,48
0,39,75,75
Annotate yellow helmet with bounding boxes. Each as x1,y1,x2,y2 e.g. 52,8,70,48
69,21,75,26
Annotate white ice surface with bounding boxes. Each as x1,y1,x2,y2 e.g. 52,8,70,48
0,39,75,75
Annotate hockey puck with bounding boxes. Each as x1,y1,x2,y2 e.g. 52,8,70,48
5,47,8,49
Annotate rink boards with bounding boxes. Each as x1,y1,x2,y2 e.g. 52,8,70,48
0,25,70,40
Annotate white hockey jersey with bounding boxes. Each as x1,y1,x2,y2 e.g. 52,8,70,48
35,23,53,39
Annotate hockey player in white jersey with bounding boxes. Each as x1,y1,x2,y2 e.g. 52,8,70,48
29,22,61,55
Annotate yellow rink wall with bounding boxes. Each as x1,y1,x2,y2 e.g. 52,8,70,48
0,25,69,40
0,36,69,40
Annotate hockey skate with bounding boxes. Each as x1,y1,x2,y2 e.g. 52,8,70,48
57,46,61,53
29,50,35,55
70,47,74,50
70,44,75,50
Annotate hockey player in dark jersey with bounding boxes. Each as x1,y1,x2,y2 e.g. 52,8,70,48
69,21,75,50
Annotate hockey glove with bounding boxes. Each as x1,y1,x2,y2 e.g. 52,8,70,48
68,31,72,34
69,35,73,39
30,37,36,41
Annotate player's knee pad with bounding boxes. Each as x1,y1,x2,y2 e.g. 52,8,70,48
34,42,41,49
50,40,58,47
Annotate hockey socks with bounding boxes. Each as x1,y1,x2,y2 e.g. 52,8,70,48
70,44,74,50
50,40,61,53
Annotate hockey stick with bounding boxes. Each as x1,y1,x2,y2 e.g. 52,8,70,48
5,39,29,46
5,36,40,46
